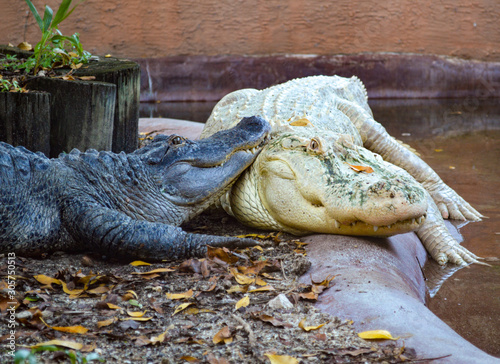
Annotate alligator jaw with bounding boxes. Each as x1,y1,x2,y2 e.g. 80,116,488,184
160,116,271,206
326,214,427,237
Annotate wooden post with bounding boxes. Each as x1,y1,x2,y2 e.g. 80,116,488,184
75,57,140,153
0,91,51,156
27,77,116,158
1,46,140,155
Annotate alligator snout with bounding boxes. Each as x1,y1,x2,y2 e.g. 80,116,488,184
355,176,428,227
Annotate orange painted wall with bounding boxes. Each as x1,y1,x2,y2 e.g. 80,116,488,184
1,0,499,61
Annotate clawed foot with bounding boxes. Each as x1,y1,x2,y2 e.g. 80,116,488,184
426,183,483,221
430,236,486,266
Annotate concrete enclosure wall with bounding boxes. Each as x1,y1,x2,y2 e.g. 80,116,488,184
1,0,499,61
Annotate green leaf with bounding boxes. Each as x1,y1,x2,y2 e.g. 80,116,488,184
42,5,53,33
23,0,43,31
54,0,87,27
13,349,32,364
85,352,105,362
52,0,73,28
128,299,142,308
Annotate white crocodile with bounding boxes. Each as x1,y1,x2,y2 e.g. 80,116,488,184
201,75,483,266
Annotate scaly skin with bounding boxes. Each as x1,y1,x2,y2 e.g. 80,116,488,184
201,76,483,265
0,116,271,261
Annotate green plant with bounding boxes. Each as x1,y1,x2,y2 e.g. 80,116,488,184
0,76,24,92
14,346,104,364
23,0,91,74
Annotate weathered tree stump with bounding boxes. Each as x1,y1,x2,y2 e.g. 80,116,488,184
0,91,51,156
0,45,140,156
27,77,116,158
74,57,140,153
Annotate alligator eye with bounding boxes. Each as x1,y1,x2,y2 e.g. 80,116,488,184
309,138,320,151
171,136,185,145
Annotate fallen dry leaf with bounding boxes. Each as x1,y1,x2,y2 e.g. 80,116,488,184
173,302,194,316
150,324,174,345
120,317,152,322
229,268,255,285
86,285,111,294
249,285,275,293
298,317,326,332
29,339,83,350
77,76,96,81
311,275,336,287
97,317,117,328
129,261,151,266
40,318,88,334
358,329,400,340
207,246,239,264
126,310,148,317
252,313,291,328
166,289,194,300
132,267,175,275
180,356,201,362
106,303,121,310
255,277,268,286
239,261,269,275
213,326,233,345
17,41,32,51
289,118,314,127
348,164,374,173
184,307,215,315
33,274,62,287
227,285,248,294
298,291,318,300
264,353,299,364
235,295,250,310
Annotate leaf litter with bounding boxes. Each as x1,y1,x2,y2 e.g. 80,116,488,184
0,210,416,363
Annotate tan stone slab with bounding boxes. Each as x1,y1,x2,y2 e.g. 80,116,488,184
139,118,204,140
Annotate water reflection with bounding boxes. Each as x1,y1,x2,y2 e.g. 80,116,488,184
372,99,500,356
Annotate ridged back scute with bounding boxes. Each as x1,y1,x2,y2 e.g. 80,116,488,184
0,142,51,187
132,134,173,166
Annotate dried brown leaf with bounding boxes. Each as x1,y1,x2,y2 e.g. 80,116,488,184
166,289,194,300
298,318,326,332
235,295,250,310
207,246,239,264
213,326,233,344
348,164,374,173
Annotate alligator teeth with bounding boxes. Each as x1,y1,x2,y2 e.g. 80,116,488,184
387,225,391,229
373,225,378,232
417,216,425,224
412,218,416,225
334,220,340,229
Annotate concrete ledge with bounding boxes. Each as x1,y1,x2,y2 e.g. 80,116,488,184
136,53,500,102
299,230,499,363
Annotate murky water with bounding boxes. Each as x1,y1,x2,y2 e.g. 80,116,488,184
371,99,500,357
140,98,500,356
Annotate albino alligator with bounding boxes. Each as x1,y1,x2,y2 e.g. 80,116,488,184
201,76,483,265
0,117,270,261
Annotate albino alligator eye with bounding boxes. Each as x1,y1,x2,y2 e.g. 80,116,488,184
171,136,185,145
308,138,320,151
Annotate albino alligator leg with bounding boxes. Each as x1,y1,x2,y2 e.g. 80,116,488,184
417,193,481,265
358,115,483,222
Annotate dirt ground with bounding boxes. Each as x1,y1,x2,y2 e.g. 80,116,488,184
0,210,419,364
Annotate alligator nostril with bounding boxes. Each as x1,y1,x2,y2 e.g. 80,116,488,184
390,192,395,198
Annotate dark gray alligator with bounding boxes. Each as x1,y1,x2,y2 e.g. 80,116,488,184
0,116,270,261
